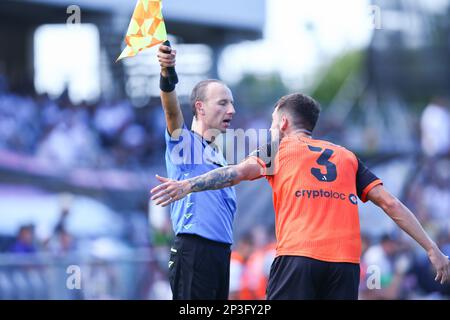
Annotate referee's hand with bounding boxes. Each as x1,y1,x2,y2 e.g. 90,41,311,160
157,45,176,78
427,246,450,284
150,175,191,207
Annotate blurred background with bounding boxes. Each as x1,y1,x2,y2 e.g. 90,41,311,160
0,0,449,300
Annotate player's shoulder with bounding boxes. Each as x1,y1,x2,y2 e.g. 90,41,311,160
310,138,358,161
307,137,351,151
165,123,191,142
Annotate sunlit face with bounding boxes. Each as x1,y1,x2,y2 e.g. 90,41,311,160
198,82,235,134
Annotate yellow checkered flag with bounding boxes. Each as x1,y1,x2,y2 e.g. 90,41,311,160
117,0,167,61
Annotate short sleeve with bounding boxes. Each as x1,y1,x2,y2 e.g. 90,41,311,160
247,143,277,179
356,158,383,202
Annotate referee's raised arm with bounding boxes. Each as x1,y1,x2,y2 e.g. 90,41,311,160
157,44,184,137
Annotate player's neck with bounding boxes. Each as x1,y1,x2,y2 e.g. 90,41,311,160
287,128,312,139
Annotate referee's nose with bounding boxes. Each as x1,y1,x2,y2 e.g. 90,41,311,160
227,102,236,116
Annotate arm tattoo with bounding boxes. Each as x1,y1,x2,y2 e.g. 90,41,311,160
189,166,238,192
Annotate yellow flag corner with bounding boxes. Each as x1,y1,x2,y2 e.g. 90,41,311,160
117,0,168,62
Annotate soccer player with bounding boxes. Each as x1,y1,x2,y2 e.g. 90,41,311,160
156,44,237,299
151,93,450,299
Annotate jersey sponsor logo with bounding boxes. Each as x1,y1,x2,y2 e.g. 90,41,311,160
294,188,354,202
349,193,358,205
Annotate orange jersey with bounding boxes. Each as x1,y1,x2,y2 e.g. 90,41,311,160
250,135,382,264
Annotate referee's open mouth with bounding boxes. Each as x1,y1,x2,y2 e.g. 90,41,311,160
222,118,232,128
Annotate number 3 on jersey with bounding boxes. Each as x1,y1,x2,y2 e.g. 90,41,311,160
307,145,337,182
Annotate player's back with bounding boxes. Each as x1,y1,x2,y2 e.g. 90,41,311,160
267,134,363,263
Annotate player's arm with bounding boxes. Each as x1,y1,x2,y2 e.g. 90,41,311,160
157,44,184,137
366,184,450,284
150,157,262,207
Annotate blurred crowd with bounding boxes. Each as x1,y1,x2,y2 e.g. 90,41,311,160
2,210,75,256
229,226,276,300
0,82,167,170
0,206,165,300
359,230,450,300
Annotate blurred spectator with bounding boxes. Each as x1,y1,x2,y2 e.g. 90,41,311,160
420,98,450,157
360,234,410,299
44,209,77,256
30,196,74,256
404,156,450,237
233,226,276,300
229,232,254,300
94,100,134,146
420,164,450,232
51,226,75,255
37,111,100,168
9,224,37,254
241,242,276,300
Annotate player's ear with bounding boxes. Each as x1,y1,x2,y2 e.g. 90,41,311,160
280,115,289,131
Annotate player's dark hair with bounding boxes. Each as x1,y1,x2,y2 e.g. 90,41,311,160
276,93,321,132
190,79,225,118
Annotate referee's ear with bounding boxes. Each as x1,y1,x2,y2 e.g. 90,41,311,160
195,101,205,117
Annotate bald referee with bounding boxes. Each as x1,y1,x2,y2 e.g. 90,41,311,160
156,44,237,300
151,93,450,300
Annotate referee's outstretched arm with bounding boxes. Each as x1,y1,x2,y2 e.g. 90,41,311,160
151,157,261,205
157,44,184,138
366,185,450,284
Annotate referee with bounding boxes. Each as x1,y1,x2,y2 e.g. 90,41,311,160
151,93,450,299
155,44,237,299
